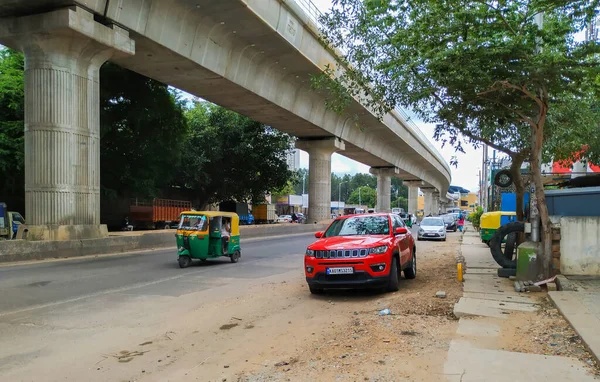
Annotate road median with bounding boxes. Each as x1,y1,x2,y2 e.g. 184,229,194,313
0,223,328,263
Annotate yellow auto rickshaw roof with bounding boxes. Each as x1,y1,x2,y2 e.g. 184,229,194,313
180,211,239,218
481,211,516,217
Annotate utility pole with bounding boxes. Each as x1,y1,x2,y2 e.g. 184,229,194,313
359,187,362,206
302,173,306,195
338,181,346,212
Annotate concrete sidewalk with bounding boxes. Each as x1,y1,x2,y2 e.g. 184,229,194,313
549,278,600,364
445,226,597,381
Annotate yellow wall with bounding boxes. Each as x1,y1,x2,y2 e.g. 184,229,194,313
460,193,478,211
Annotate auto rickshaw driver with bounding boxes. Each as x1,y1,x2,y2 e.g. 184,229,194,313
221,217,231,254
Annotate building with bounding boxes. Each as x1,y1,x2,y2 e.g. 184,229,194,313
459,193,478,211
286,149,300,171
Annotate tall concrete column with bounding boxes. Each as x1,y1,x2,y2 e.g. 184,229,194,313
405,182,420,216
296,138,345,224
423,189,434,216
433,192,440,215
0,7,135,240
370,167,399,213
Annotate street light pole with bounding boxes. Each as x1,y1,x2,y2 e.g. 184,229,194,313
302,173,306,195
338,181,346,212
359,187,362,207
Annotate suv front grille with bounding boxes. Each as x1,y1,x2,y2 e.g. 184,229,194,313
315,249,368,259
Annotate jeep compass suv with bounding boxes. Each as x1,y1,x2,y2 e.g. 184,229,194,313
304,213,416,294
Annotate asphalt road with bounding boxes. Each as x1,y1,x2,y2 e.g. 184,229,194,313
0,233,317,316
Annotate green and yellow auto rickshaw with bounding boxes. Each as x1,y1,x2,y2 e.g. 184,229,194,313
175,211,241,268
479,211,517,245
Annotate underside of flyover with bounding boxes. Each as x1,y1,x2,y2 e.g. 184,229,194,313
0,0,451,234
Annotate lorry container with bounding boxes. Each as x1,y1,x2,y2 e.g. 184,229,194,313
253,204,276,224
219,201,254,225
130,198,192,229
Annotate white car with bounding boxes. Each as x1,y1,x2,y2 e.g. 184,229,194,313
417,217,447,241
276,215,292,223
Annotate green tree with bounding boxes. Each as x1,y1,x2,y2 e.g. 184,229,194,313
100,63,188,199
318,0,600,278
177,102,294,206
0,48,24,211
347,186,377,208
293,168,309,195
391,196,408,211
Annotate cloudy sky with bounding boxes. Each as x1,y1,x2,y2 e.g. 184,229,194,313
303,0,483,192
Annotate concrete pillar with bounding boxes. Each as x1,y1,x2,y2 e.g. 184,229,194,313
296,138,345,224
0,7,135,240
370,167,399,213
433,192,440,215
406,183,419,216
423,189,434,216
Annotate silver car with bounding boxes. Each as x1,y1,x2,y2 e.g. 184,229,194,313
417,217,447,241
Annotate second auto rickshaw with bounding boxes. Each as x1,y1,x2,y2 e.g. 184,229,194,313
479,211,516,245
175,211,241,268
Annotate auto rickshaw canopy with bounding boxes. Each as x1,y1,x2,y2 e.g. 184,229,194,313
178,211,240,236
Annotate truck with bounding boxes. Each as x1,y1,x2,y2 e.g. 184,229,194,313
219,201,254,225
129,198,192,230
0,203,25,239
253,204,276,224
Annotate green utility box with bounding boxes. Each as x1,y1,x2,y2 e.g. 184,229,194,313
516,241,542,281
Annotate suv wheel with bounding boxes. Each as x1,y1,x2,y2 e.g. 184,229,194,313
404,249,417,279
387,256,400,292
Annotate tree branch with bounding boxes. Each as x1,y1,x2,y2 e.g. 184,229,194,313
472,0,518,36
457,127,519,157
479,96,538,129
480,81,544,110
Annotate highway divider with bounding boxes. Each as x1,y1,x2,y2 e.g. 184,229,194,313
0,223,329,263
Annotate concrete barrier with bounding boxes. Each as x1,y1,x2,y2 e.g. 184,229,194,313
0,223,328,263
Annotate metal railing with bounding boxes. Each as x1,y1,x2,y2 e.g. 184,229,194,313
289,0,448,172
292,0,325,30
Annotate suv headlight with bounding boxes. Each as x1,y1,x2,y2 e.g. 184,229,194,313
418,228,424,234
439,228,445,233
369,246,388,254
305,249,315,257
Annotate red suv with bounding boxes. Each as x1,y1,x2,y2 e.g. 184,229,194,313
304,213,416,294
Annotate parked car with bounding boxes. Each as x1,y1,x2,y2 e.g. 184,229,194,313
276,215,292,223
417,217,447,241
295,213,306,223
304,213,416,294
442,214,457,232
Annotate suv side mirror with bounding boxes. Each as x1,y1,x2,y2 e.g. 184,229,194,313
395,227,408,235
315,231,323,238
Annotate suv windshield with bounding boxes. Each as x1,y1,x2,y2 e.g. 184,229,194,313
324,216,390,237
421,217,444,226
178,214,208,231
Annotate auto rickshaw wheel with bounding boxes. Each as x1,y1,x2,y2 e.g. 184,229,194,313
178,256,192,268
230,250,241,263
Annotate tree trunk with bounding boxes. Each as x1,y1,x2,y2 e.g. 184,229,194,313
509,155,526,222
530,117,553,279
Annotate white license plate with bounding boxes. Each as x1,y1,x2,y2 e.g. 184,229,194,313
326,267,354,275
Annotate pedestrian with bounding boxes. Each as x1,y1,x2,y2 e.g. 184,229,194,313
291,212,298,223
457,212,465,232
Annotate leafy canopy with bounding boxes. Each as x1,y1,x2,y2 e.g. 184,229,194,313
100,63,188,199
318,0,600,160
347,186,377,207
175,102,295,205
0,49,25,210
